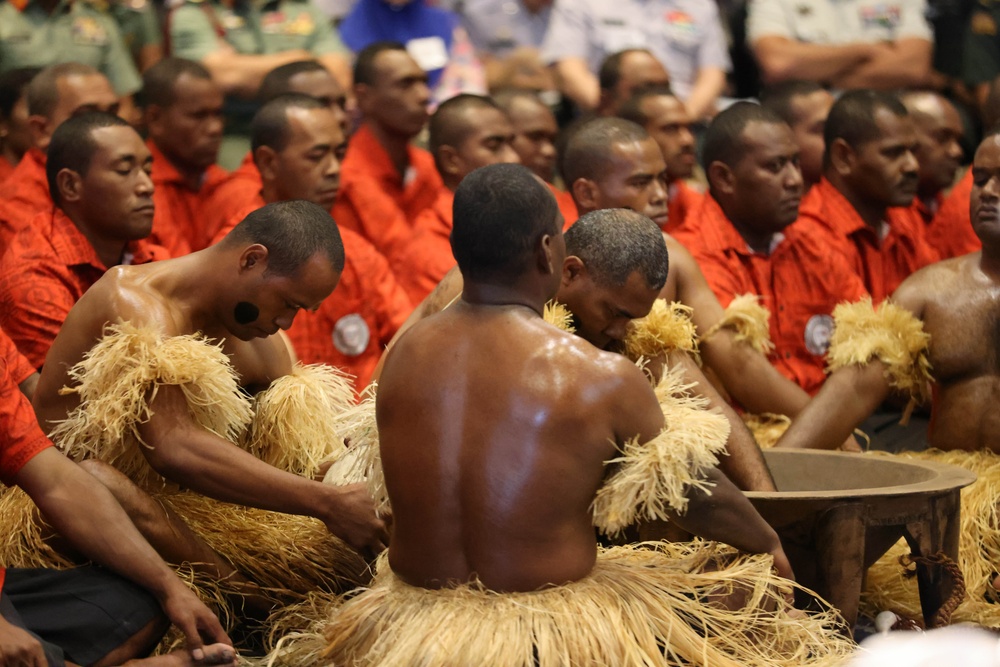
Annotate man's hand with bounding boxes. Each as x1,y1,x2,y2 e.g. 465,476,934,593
159,583,234,665
769,544,798,608
320,483,389,557
0,617,46,667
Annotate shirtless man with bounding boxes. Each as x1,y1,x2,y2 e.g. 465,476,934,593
32,201,387,587
311,165,854,666
779,129,1000,454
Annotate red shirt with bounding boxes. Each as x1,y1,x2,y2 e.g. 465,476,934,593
550,184,578,232
0,148,49,258
0,325,34,390
674,195,868,394
0,156,16,186
206,152,262,243
798,178,940,303
394,188,455,304
667,180,704,233
923,169,981,260
0,207,170,369
331,124,443,265
148,140,233,255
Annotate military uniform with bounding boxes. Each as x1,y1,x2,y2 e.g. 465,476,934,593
446,0,552,58
167,0,347,60
539,0,731,100
747,0,932,47
109,0,161,67
963,0,1000,85
0,0,142,95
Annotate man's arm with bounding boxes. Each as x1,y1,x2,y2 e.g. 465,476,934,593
202,48,313,98
828,38,931,90
552,57,600,111
684,67,726,120
751,37,875,84
137,386,387,552
15,447,233,661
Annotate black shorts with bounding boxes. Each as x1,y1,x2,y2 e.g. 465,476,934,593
0,566,162,667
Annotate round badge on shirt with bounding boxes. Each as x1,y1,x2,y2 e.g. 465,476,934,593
333,314,370,357
804,314,835,356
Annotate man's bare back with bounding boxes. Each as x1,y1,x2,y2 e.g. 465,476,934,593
378,300,663,591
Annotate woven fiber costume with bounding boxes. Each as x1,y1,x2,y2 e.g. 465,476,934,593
0,322,369,611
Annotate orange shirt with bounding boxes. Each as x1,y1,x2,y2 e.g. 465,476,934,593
394,188,455,304
207,151,263,243
148,140,234,255
667,180,704,233
0,324,35,388
550,184,578,232
797,178,940,303
0,207,170,369
0,327,52,490
674,195,868,395
0,148,48,258
332,124,443,264
922,169,981,260
0,156,16,186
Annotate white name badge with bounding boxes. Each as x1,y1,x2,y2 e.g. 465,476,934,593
407,36,449,71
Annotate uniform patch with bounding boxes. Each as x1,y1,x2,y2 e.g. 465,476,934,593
972,10,998,36
72,16,108,44
859,4,902,30
333,314,370,357
220,10,246,29
804,314,835,356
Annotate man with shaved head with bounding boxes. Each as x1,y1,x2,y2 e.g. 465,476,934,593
619,84,702,231
798,90,939,302
0,63,119,256
211,94,411,391
760,80,834,192
673,102,867,395
394,94,519,303
596,49,670,117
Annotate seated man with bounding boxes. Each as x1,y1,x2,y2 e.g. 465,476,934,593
0,112,169,370
618,84,702,231
673,102,867,395
142,58,231,255
759,80,834,192
394,93,519,304
798,90,940,302
269,164,852,666
0,68,39,184
899,90,979,259
0,327,234,667
777,129,1000,623
28,200,387,614
747,0,932,89
0,63,118,256
332,42,442,263
212,94,411,392
492,88,577,225
595,49,670,118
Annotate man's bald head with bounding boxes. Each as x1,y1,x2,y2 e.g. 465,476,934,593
562,117,651,185
429,94,504,168
565,208,668,290
899,90,964,199
251,93,328,153
823,89,909,168
493,88,559,182
597,49,670,116
27,62,104,118
429,94,518,188
258,60,348,133
25,63,119,153
702,101,787,171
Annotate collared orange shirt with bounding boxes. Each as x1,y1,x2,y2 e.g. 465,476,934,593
0,148,48,258
0,326,52,492
550,183,578,232
0,206,169,369
674,195,868,394
1,324,34,387
667,180,704,233
394,188,455,304
332,123,443,265
0,156,17,186
797,178,940,303
923,169,981,259
148,140,234,255
204,151,262,245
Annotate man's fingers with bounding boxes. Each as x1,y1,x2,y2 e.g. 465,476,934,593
199,612,232,646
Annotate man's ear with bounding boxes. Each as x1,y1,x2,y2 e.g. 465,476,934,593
254,146,279,181
707,160,735,196
27,115,49,152
571,178,598,212
353,83,372,114
56,168,83,204
437,145,461,178
238,243,269,273
143,104,164,135
829,138,855,177
560,254,586,288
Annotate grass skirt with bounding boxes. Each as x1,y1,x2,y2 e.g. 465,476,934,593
264,542,854,667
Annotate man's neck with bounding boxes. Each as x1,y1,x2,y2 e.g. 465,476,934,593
366,121,413,178
158,143,208,191
159,250,227,336
729,214,780,256
462,280,546,317
67,209,129,269
828,174,886,229
979,244,1000,279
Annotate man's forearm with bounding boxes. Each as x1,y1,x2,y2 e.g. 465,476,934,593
554,58,599,110
829,41,931,89
701,333,810,417
752,37,872,84
684,68,725,120
203,49,313,97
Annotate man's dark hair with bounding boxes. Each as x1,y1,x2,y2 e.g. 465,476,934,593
617,83,677,127
258,60,329,103
353,41,408,87
562,117,650,186
565,208,668,290
27,62,101,118
702,101,786,170
139,57,212,108
598,48,650,92
492,87,547,115
451,163,559,282
222,200,346,276
823,89,908,167
251,93,328,154
429,93,503,172
759,80,825,125
46,111,131,203
0,67,41,119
